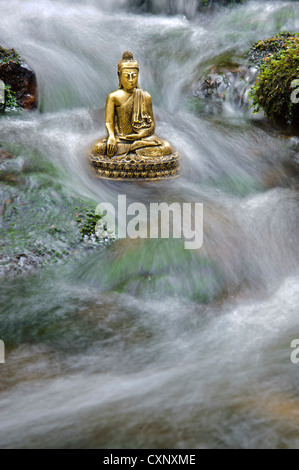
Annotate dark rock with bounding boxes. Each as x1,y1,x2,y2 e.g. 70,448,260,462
129,0,246,17
0,48,38,110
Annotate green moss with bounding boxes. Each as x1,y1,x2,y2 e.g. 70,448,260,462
4,84,19,111
249,34,299,125
0,144,114,275
0,84,20,112
100,239,225,303
0,47,21,66
248,32,298,67
75,210,103,239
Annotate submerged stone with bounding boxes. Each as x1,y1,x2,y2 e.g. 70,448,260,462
191,54,258,115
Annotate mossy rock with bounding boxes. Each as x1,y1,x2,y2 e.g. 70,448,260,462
81,238,226,303
0,144,114,277
248,32,298,67
249,33,299,126
0,47,21,66
0,46,38,110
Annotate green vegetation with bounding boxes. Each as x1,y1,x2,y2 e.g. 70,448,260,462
75,210,104,240
248,32,298,67
249,33,299,125
0,144,114,276
4,84,19,110
97,239,225,303
0,47,21,111
0,47,21,66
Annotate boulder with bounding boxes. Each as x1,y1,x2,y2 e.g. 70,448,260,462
248,33,299,126
0,47,38,110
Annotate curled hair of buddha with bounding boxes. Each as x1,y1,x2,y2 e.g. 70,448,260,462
122,50,134,61
118,50,139,88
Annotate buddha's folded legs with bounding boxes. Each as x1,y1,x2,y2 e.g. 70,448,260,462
92,139,106,155
133,137,172,156
92,138,131,156
92,135,172,158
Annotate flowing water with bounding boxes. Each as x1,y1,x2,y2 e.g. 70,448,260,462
0,0,299,449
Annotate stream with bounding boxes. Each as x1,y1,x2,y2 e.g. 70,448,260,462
0,0,299,449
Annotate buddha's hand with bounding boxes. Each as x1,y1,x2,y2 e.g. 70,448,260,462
121,133,139,141
123,131,149,141
107,136,117,157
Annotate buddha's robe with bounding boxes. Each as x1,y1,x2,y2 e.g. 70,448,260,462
93,88,172,158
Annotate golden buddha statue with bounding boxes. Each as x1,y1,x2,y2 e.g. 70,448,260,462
89,51,179,180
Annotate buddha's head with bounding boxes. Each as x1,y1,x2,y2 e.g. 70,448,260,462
118,50,139,90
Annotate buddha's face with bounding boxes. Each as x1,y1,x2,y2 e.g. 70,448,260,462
120,67,138,91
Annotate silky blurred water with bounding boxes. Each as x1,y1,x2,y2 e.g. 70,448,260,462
0,0,299,449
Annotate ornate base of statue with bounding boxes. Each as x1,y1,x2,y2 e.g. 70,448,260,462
89,146,180,180
89,51,180,181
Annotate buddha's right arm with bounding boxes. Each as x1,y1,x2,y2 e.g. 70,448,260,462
104,95,116,156
105,95,117,156
105,94,116,138
106,123,115,139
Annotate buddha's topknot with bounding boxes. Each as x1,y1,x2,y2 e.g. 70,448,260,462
122,50,134,60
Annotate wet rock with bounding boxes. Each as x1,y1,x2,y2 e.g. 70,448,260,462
0,47,38,110
191,33,299,121
0,146,114,278
0,146,24,185
0,148,15,160
248,33,299,126
129,0,246,17
94,237,226,303
285,136,299,172
191,59,258,114
248,32,298,67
